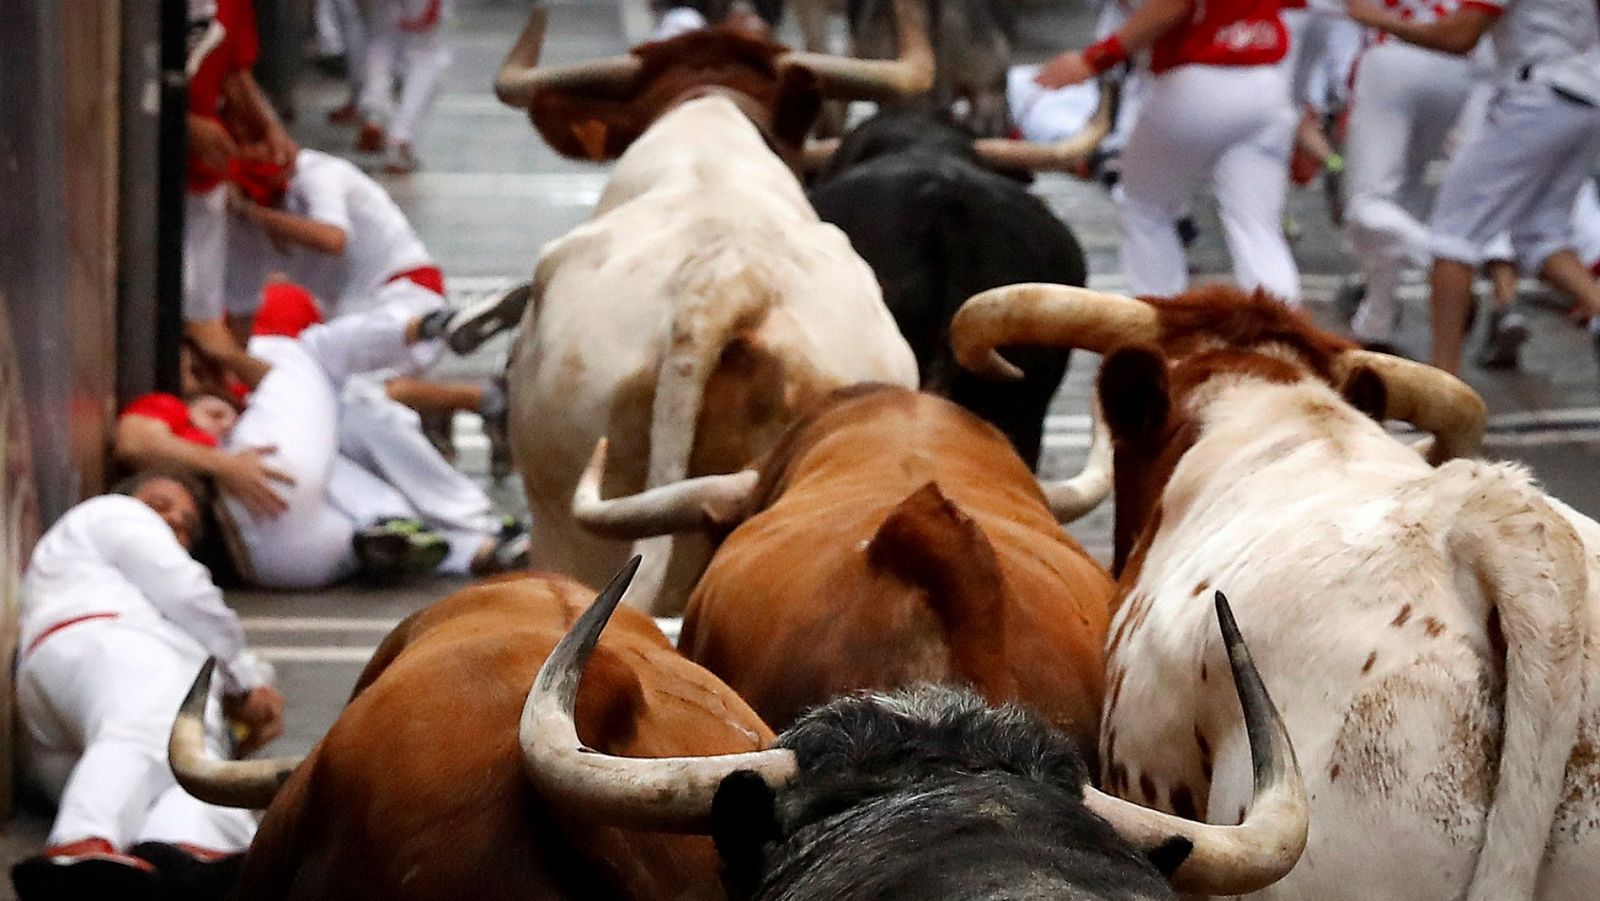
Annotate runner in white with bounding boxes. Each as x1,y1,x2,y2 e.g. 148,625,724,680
1036,0,1301,303
315,0,368,124
12,472,281,899
1351,0,1600,373
357,0,455,173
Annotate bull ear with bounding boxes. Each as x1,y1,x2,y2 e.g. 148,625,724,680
1098,347,1169,447
712,770,781,892
1338,364,1388,424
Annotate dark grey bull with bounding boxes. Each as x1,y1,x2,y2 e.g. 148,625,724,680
809,107,1087,470
521,558,1309,900
851,0,1015,135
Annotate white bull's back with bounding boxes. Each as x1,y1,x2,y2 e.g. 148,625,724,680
1101,378,1600,900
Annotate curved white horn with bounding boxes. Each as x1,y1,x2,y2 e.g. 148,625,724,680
494,4,643,107
572,439,758,540
1332,350,1485,465
169,660,302,809
520,557,798,832
1039,395,1112,523
951,284,1161,380
1084,592,1307,895
779,0,934,101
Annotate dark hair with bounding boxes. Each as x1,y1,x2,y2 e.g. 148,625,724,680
183,387,243,414
110,467,213,546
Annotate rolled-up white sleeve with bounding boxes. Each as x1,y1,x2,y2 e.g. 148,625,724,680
105,522,267,695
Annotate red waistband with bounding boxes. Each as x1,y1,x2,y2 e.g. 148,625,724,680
387,265,446,296
27,613,120,656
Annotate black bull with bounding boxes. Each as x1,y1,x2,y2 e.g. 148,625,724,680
809,107,1086,469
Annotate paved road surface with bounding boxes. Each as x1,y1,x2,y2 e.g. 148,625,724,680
4,0,1597,885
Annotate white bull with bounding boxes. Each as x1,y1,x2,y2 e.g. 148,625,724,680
491,5,929,614
952,284,1599,901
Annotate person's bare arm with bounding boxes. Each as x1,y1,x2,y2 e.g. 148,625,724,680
221,70,298,166
1036,0,1193,87
232,195,349,256
116,415,295,517
1346,0,1497,54
185,318,274,388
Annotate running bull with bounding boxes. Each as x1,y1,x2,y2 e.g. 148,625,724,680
489,1,934,615
519,558,1310,899
570,384,1116,742
952,283,1600,900
168,573,775,900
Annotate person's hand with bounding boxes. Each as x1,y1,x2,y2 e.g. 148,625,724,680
264,129,300,169
224,183,256,221
214,447,295,518
188,114,239,172
1346,0,1386,27
224,685,285,757
1035,51,1094,89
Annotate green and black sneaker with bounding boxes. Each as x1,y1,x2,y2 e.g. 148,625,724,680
353,517,449,583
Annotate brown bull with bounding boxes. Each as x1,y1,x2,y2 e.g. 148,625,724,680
573,385,1114,746
170,573,773,901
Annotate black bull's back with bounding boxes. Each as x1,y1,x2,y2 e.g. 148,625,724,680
810,112,1086,469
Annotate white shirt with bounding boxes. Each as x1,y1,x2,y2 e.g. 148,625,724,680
226,148,433,318
1475,0,1600,103
20,495,266,695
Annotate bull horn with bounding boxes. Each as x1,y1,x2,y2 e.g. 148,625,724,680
972,77,1116,173
1039,395,1112,522
520,557,798,832
1084,592,1307,895
951,284,1160,380
778,0,934,101
169,660,302,809
494,3,643,107
572,439,758,540
1332,350,1485,465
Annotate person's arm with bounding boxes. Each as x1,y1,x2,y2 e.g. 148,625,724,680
1346,0,1498,54
221,70,298,167
1035,0,1193,88
185,318,274,387
231,195,349,256
188,113,240,174
115,415,295,517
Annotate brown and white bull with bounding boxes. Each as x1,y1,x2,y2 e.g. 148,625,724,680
568,384,1116,746
952,283,1600,900
168,571,775,900
493,3,932,615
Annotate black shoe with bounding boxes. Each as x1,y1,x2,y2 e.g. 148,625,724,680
420,410,456,463
1475,309,1529,370
1335,281,1366,322
482,377,513,482
444,281,533,355
353,518,449,583
128,842,245,901
1176,216,1200,248
471,517,532,577
13,839,162,901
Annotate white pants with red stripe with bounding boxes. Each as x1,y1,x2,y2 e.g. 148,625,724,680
359,1,454,146
1117,63,1301,303
1342,41,1478,342
16,618,257,851
225,313,434,588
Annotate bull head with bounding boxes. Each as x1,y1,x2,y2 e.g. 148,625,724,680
522,559,1309,894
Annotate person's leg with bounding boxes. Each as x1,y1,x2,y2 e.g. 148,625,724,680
386,26,454,172
1212,69,1300,305
336,0,368,102
358,3,400,150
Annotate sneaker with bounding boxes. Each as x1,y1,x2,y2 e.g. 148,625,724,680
471,517,532,577
1475,309,1529,370
353,518,449,582
420,410,457,463
443,281,533,355
383,142,419,175
128,842,244,901
13,838,161,901
356,121,386,154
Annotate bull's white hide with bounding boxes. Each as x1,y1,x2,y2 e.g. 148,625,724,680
508,95,918,614
1104,375,1599,900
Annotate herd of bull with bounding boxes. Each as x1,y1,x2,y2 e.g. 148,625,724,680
164,3,1600,898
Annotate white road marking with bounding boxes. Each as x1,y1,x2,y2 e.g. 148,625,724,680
253,646,378,664
385,172,607,204
242,617,402,632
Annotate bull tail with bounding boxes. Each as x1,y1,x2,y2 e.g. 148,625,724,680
630,265,776,614
1451,483,1588,900
867,481,1019,700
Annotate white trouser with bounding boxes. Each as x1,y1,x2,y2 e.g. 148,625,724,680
225,312,429,588
1573,178,1600,270
316,0,368,97
1431,80,1600,267
338,377,498,573
1282,9,1362,114
359,3,454,145
1118,64,1301,303
332,278,447,373
1343,42,1477,341
183,186,229,322
16,619,256,851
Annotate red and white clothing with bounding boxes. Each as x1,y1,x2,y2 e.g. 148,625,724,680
17,495,265,850
1114,0,1300,302
184,0,259,323
1428,0,1600,266
359,0,455,147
